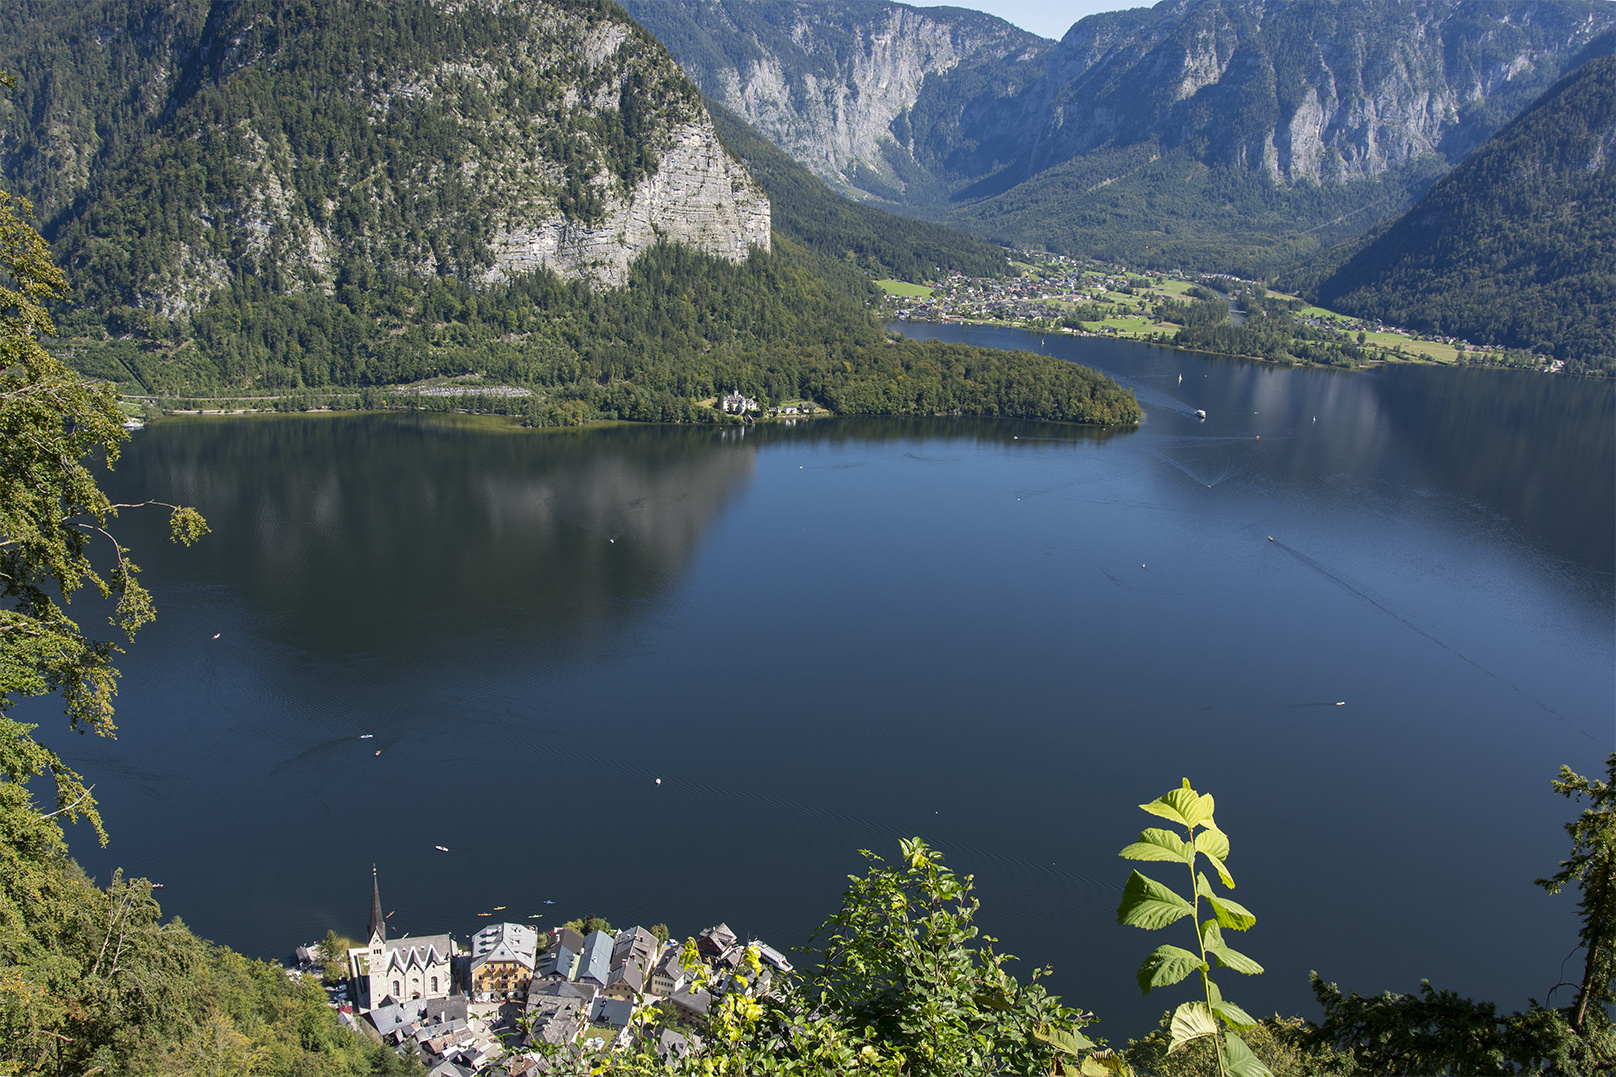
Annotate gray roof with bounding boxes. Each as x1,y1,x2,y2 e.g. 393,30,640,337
670,986,711,1017
597,999,634,1028
470,922,538,973
577,930,612,987
535,944,576,980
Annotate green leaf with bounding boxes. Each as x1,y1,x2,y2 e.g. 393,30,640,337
1209,943,1264,976
1081,1052,1129,1077
1139,779,1214,830
1168,1001,1218,1053
1120,828,1192,863
1136,944,1204,995
1117,871,1193,930
1031,1022,1094,1057
1221,1031,1275,1077
1211,999,1258,1028
1194,824,1230,861
1197,874,1256,930
1203,850,1236,888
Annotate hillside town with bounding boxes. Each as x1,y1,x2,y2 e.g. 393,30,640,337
293,870,794,1075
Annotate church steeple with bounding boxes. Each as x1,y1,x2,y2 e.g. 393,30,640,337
368,865,385,944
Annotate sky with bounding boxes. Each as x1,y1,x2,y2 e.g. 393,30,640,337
954,0,1143,40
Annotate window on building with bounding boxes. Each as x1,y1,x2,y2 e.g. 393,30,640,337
393,980,400,996
431,976,438,993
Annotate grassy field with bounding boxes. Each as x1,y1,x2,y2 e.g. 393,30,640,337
875,279,935,298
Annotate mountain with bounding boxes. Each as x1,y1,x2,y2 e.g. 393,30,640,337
626,0,1615,275
0,0,768,303
1316,51,1616,371
703,97,1009,279
617,0,1050,204
0,0,1139,426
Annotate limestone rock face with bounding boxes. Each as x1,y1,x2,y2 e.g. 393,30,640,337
489,121,769,287
621,0,1047,199
629,0,1614,202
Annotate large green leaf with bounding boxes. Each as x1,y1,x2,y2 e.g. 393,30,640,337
1222,1031,1276,1077
1194,824,1230,861
1197,874,1256,930
1200,921,1262,973
1120,827,1191,863
1140,779,1214,829
1168,1001,1219,1053
1117,871,1193,930
1031,1022,1094,1057
1211,999,1258,1028
1136,944,1204,994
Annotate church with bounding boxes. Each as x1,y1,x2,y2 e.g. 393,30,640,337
347,867,458,1011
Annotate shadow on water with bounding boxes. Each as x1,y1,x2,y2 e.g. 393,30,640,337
100,415,762,658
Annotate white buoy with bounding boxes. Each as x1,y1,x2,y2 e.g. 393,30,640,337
655,778,661,785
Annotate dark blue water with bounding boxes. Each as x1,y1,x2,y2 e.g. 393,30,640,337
31,329,1613,1042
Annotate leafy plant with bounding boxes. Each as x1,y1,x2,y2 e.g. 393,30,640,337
1117,780,1269,1077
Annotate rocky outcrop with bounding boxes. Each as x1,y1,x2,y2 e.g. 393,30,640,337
489,121,769,287
621,0,1048,198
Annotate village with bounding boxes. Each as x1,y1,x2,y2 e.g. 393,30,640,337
289,870,792,1076
878,252,1558,369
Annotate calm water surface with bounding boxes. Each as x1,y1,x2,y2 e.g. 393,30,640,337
34,329,1614,1040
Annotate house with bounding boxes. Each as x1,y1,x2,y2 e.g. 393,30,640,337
720,390,757,413
534,927,584,983
695,923,737,961
669,986,711,1029
575,929,613,989
349,868,458,1010
469,922,539,1001
604,926,658,1000
650,943,699,997
366,997,468,1044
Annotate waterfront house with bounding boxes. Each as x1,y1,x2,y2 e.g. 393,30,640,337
468,921,539,1001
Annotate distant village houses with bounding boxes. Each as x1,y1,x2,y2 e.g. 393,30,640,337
325,870,789,1074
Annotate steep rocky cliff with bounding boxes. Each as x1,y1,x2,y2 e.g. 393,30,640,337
629,0,1614,271
0,0,768,302
620,0,1048,200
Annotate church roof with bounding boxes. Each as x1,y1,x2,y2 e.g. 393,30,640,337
369,866,385,942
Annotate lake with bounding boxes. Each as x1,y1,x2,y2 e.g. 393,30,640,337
33,326,1614,1041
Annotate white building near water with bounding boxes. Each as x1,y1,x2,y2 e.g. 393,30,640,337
349,867,458,1010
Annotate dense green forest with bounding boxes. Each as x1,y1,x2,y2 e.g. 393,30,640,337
1315,54,1616,374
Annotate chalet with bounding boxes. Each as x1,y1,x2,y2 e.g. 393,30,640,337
576,929,613,989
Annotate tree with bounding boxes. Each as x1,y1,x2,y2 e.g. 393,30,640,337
0,182,209,1077
0,188,206,843
1537,753,1616,1034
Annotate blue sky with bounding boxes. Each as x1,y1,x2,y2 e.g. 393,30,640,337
957,0,1144,40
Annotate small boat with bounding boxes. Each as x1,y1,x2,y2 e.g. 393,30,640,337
151,883,164,889
122,419,145,431
434,845,449,852
359,734,373,739
1194,409,1207,420
493,906,506,911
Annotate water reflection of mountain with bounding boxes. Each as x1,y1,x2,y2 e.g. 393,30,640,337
104,416,758,655
1369,367,1615,575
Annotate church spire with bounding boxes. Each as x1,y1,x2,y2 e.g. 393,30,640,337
368,865,384,944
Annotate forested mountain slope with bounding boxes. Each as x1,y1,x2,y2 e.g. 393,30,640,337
0,0,1137,426
1316,52,1616,372
0,0,769,298
629,0,1614,276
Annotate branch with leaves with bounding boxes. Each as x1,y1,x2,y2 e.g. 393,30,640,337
1117,780,1269,1077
